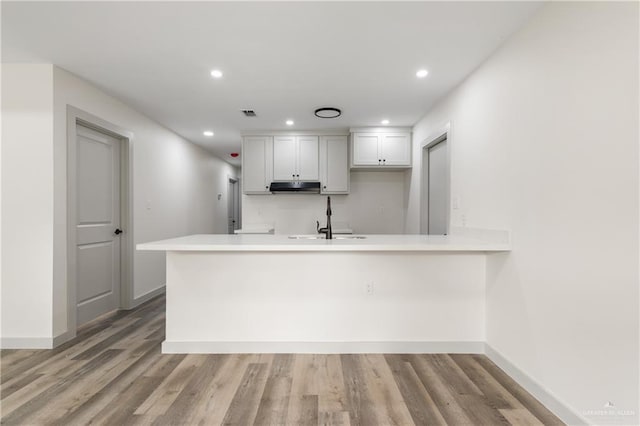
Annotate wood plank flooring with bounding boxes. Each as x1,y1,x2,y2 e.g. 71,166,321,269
0,295,564,425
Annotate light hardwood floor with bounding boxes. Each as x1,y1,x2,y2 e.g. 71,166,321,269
1,295,563,425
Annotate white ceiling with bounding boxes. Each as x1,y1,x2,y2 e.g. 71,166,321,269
2,1,542,166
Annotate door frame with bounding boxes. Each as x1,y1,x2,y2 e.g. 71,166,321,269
227,175,241,233
66,106,134,337
420,122,452,235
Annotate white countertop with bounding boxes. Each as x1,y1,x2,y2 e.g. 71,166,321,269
137,233,511,252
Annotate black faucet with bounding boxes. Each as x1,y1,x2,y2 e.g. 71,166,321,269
316,196,333,239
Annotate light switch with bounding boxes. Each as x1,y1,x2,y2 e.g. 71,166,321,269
452,196,460,210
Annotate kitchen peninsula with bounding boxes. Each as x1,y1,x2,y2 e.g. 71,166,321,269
138,232,510,354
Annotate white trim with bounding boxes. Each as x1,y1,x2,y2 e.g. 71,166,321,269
131,286,166,309
349,126,412,134
485,344,589,426
420,122,452,235
0,338,55,349
65,106,135,346
227,174,241,233
242,129,349,137
161,340,485,354
52,330,74,347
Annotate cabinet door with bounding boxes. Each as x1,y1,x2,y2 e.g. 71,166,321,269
380,133,411,166
352,133,381,166
273,136,297,181
296,136,319,180
242,136,273,193
320,136,348,193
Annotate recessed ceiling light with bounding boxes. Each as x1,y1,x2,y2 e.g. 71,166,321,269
286,120,294,126
203,131,214,137
416,69,429,78
210,69,223,78
381,119,390,125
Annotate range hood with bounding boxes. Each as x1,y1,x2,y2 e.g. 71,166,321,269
269,181,321,193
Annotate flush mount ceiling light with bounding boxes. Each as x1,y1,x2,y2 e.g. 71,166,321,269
210,69,223,78
314,107,342,119
381,119,390,125
203,131,214,137
286,120,294,126
416,69,429,78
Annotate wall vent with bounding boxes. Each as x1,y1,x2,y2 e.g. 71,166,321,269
241,109,257,117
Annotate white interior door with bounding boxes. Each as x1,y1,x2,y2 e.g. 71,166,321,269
427,139,448,235
76,124,121,326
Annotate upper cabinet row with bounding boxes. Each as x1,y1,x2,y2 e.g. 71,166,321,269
351,132,411,168
243,135,349,195
242,130,411,195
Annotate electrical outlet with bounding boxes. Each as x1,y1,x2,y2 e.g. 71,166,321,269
366,282,374,296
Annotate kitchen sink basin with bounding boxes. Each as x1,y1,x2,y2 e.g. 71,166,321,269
288,235,366,240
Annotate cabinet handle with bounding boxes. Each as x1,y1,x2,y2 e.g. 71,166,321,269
323,185,327,189
265,186,269,189
378,159,381,164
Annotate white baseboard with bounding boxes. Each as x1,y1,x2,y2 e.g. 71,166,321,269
161,340,485,354
130,285,165,309
484,344,589,426
0,337,54,349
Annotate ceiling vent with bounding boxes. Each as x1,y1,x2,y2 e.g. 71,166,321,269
241,109,257,117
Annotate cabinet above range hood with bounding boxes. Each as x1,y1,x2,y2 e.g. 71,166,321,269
269,181,321,193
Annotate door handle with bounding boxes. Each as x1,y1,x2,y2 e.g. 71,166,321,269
114,228,123,235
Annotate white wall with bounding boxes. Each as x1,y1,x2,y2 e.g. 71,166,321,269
408,2,638,424
52,67,238,336
242,171,407,234
1,64,237,345
1,64,54,345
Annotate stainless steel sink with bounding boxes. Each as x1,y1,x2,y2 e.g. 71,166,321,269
288,235,366,240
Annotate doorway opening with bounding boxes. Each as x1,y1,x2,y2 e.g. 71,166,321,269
420,124,451,235
67,107,133,338
228,177,241,234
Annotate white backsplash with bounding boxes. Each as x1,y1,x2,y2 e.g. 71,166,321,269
242,171,407,235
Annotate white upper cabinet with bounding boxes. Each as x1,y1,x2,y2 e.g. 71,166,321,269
273,136,297,181
242,136,273,194
380,133,411,166
352,134,381,166
351,129,411,168
320,136,349,194
273,136,319,181
297,136,320,180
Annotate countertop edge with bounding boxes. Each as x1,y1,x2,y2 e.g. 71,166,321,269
136,243,511,252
